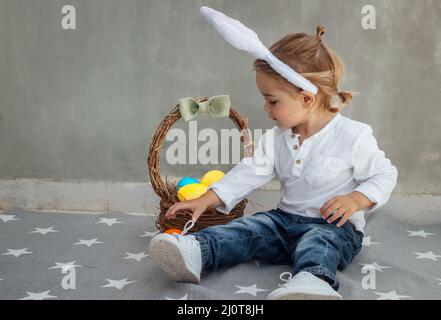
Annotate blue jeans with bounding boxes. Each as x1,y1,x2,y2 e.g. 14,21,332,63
192,208,364,291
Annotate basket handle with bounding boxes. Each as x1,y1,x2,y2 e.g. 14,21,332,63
147,96,253,201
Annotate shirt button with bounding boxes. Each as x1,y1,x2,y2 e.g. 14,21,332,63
293,145,299,150
291,134,296,139
296,159,301,164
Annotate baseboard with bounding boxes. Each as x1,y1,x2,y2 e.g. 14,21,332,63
0,178,282,214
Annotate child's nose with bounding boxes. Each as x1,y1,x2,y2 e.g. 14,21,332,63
263,103,270,113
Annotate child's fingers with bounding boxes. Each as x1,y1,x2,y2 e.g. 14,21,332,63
165,203,184,219
165,202,192,219
165,205,174,218
322,201,341,219
320,198,337,217
327,208,347,224
191,208,205,222
336,213,351,227
165,201,205,222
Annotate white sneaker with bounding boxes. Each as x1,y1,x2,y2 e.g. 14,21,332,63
266,271,343,300
149,232,202,283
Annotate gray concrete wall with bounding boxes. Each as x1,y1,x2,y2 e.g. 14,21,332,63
0,0,440,195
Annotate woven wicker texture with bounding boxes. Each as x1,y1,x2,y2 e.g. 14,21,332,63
147,96,254,232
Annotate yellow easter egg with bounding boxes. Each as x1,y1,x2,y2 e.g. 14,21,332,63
201,170,225,187
177,183,208,202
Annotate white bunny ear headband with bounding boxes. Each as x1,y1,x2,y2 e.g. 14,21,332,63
200,6,318,95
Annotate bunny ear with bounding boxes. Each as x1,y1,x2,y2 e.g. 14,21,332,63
199,6,318,95
200,6,268,59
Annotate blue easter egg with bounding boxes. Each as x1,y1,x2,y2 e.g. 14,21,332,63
176,177,200,190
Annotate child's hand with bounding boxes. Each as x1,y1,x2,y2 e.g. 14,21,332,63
320,194,360,227
165,198,208,222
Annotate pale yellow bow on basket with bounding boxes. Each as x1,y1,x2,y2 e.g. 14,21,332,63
178,95,231,122
178,94,253,156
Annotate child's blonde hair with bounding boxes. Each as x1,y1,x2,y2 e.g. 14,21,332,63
253,25,352,113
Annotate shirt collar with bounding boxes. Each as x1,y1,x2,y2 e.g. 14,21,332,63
284,113,341,143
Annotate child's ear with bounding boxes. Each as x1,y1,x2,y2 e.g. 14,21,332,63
301,91,316,108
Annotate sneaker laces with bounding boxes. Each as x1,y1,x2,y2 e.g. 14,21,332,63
278,272,293,288
180,219,195,236
172,219,199,247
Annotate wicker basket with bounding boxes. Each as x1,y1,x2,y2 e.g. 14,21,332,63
147,96,254,233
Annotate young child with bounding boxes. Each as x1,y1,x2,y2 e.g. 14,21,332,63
149,16,398,299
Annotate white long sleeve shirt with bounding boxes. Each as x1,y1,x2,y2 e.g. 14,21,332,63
208,113,398,234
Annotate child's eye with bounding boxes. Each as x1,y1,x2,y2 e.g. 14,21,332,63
269,101,278,105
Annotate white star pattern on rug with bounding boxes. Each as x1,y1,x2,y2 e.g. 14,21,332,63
373,290,411,300
30,226,59,235
49,261,82,272
101,278,135,290
165,294,188,300
407,230,436,238
359,262,391,272
123,252,149,262
362,236,380,247
140,230,159,237
414,251,441,261
97,218,122,226
234,284,268,297
73,238,104,247
1,209,441,300
20,290,57,300
1,248,32,257
0,215,19,223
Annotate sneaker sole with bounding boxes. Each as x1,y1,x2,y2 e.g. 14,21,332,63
149,236,200,284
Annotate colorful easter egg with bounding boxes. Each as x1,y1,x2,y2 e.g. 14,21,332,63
164,228,182,235
200,170,225,186
176,177,200,190
177,183,208,202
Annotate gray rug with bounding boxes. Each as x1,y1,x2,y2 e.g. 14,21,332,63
1,198,440,300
